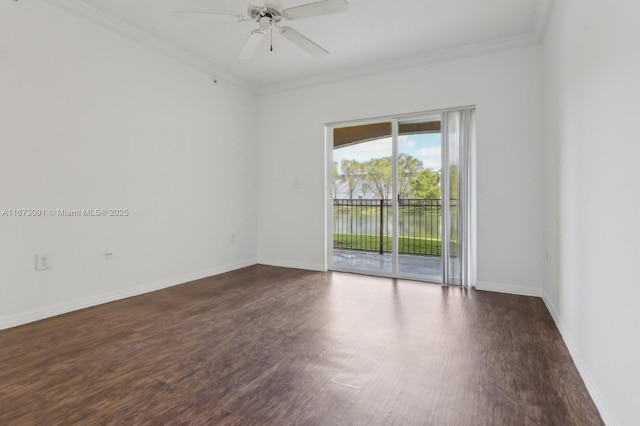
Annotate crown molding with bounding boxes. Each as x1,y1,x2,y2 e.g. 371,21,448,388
533,0,555,41
259,32,540,95
46,0,258,94
45,0,554,97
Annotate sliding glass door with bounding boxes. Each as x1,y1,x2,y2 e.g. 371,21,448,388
328,107,475,287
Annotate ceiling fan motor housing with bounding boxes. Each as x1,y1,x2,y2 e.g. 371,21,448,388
248,6,283,23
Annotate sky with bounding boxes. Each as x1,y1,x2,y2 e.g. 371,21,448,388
333,133,442,172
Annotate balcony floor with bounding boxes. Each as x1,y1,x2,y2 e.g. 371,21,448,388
332,250,442,281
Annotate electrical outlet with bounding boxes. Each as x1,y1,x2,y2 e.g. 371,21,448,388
35,253,51,271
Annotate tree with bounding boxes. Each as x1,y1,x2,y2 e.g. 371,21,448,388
411,168,441,199
340,159,362,199
332,161,340,198
360,154,425,199
398,153,424,197
362,157,392,199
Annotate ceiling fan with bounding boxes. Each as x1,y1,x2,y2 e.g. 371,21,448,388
174,0,349,59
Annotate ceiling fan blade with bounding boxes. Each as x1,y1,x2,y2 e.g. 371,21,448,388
173,11,248,23
283,0,348,20
279,27,329,58
239,30,265,59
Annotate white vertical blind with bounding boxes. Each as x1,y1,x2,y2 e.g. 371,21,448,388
442,107,476,288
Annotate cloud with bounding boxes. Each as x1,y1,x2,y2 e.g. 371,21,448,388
332,135,442,172
333,137,392,167
416,147,442,170
399,138,416,148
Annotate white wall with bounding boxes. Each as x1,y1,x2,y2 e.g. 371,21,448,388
542,1,640,424
257,46,545,295
0,0,258,329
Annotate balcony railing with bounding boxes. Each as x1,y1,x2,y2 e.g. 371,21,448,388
333,198,450,257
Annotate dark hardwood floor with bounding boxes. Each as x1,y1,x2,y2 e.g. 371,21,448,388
0,265,602,425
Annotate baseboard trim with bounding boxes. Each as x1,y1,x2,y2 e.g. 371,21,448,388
257,258,326,272
541,292,615,426
475,281,542,297
0,259,258,331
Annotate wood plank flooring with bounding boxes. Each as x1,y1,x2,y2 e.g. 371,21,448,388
0,265,603,425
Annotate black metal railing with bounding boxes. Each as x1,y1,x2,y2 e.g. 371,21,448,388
333,198,447,257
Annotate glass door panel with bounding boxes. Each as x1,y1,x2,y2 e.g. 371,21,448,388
397,118,443,282
332,122,393,274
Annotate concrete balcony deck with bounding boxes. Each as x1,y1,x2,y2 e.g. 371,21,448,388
332,249,442,282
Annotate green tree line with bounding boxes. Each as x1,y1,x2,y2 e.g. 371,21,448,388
333,154,441,199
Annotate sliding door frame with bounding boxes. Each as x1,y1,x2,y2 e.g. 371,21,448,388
325,107,476,286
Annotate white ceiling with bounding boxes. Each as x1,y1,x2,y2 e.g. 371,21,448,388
65,0,551,91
